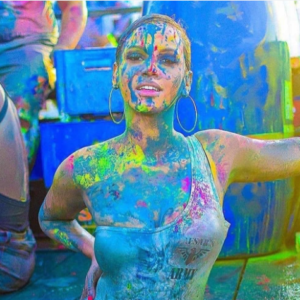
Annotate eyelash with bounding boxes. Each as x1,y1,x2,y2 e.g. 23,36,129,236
161,57,177,65
126,53,144,61
125,53,178,65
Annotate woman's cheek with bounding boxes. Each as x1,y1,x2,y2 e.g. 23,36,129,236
172,72,185,93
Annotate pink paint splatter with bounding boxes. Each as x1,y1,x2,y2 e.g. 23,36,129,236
197,183,211,205
257,275,271,285
66,155,74,172
217,164,227,186
181,177,191,193
136,200,148,208
176,217,183,225
165,212,181,224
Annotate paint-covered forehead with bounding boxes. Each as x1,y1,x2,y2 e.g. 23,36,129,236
123,22,184,52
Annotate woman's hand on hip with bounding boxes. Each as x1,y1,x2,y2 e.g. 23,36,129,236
80,258,102,300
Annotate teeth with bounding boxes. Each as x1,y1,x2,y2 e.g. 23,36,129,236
138,85,159,91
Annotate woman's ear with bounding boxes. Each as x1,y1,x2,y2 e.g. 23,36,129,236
184,70,193,95
112,62,119,88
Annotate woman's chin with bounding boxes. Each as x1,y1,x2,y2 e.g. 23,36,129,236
133,105,164,115
128,102,160,114
127,99,171,115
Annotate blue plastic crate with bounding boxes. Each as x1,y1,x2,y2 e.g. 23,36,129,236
54,48,124,115
40,120,125,187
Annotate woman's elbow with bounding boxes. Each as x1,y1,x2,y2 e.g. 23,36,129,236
38,204,52,235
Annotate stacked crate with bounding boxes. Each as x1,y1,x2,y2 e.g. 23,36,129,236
39,48,126,232
40,48,125,188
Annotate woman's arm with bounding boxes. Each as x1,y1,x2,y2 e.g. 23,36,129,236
38,154,94,259
55,1,88,51
196,129,300,199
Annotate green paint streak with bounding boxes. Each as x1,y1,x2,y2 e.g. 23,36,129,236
53,228,73,249
249,250,296,263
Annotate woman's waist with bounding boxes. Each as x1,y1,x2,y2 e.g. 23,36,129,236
0,30,58,43
96,271,206,300
95,236,217,283
0,192,29,232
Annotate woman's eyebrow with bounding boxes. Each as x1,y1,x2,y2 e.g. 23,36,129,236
126,45,146,52
158,48,177,54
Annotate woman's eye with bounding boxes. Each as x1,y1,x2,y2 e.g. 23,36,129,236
126,53,144,61
161,56,178,65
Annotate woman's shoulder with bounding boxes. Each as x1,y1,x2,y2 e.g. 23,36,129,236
193,129,238,199
72,138,117,164
194,128,229,142
66,139,118,189
193,129,225,153
194,129,242,150
193,129,239,170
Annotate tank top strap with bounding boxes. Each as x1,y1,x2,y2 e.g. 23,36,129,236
0,93,8,123
186,135,222,209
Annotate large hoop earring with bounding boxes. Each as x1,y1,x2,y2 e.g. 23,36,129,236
176,94,198,133
109,86,125,124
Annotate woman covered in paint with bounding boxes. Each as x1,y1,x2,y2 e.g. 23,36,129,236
39,14,300,300
0,85,36,293
0,1,87,166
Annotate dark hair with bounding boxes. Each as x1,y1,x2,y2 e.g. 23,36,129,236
116,13,191,70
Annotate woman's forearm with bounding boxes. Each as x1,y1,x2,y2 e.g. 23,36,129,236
55,1,87,50
39,213,95,259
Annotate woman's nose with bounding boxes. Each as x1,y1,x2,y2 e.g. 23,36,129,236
143,58,158,75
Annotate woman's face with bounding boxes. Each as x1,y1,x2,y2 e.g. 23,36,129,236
114,22,192,114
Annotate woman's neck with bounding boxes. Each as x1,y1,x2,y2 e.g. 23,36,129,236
121,104,184,157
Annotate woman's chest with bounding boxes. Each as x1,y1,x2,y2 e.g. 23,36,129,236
84,166,192,228
94,208,228,278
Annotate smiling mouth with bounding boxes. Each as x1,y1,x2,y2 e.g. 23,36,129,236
136,84,162,92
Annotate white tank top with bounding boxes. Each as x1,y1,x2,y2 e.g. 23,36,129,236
94,135,230,300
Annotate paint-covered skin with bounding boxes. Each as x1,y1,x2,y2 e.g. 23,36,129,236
70,22,193,230
0,1,87,163
39,15,300,300
74,135,191,229
196,129,300,207
115,22,187,114
92,135,229,300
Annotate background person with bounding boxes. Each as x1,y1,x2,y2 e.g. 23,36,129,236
76,1,136,49
0,1,87,166
39,14,300,300
0,85,36,293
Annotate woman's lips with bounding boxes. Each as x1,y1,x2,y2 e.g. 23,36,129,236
135,83,162,97
136,88,161,97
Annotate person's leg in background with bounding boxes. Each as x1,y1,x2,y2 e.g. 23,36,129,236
0,42,55,167
0,87,37,293
0,228,36,293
